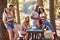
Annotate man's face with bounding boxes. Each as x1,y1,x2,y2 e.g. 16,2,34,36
9,6,13,10
34,6,38,11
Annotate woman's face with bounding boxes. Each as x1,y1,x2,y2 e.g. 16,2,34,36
9,6,13,11
5,8,9,14
40,8,43,13
25,17,29,22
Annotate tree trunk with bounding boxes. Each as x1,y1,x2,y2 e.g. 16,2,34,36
11,0,15,18
37,0,43,7
49,0,56,32
0,0,9,40
16,0,20,24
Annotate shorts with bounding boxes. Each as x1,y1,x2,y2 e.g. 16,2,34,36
5,23,14,29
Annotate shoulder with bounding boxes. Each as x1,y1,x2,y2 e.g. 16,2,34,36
31,10,35,14
22,22,25,25
3,12,7,17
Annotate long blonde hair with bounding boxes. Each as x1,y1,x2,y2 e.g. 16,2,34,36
4,8,9,14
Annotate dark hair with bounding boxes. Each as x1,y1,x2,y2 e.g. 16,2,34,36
36,5,39,8
40,8,45,12
9,4,13,7
35,5,39,11
38,8,45,14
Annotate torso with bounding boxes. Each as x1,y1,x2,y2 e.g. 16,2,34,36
22,22,30,31
31,10,39,24
31,10,39,18
7,12,14,24
40,13,45,18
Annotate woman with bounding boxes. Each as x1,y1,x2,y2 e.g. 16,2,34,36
21,16,31,40
2,8,18,40
38,7,47,29
38,7,55,40
38,7,55,32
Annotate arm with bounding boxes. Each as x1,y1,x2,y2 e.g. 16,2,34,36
22,22,27,30
3,14,8,24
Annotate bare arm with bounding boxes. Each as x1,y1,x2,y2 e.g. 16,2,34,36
27,24,32,29
3,15,8,24
22,22,27,30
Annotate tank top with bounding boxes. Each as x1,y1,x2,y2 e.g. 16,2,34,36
40,13,45,18
7,13,13,21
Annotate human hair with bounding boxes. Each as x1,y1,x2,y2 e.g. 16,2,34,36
38,7,45,15
36,5,39,9
9,4,13,7
4,8,9,14
40,8,45,12
34,5,39,11
24,16,30,23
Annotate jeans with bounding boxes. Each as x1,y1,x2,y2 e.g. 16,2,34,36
43,20,55,32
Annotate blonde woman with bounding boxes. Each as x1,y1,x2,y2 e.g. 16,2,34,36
21,16,31,40
2,8,18,40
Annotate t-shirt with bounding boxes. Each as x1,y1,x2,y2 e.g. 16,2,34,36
31,10,39,18
31,10,39,24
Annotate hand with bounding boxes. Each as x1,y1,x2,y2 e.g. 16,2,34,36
27,27,31,29
53,32,56,34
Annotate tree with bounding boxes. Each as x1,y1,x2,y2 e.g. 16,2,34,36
0,0,9,40
49,0,56,33
16,0,20,24
37,0,43,7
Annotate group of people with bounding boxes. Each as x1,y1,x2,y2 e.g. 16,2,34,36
20,5,55,40
31,5,55,32
2,4,55,40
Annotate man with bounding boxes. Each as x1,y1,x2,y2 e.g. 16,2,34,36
9,5,14,11
8,4,18,40
31,5,40,28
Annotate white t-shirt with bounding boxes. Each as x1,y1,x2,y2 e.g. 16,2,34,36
31,10,39,18
31,10,39,25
